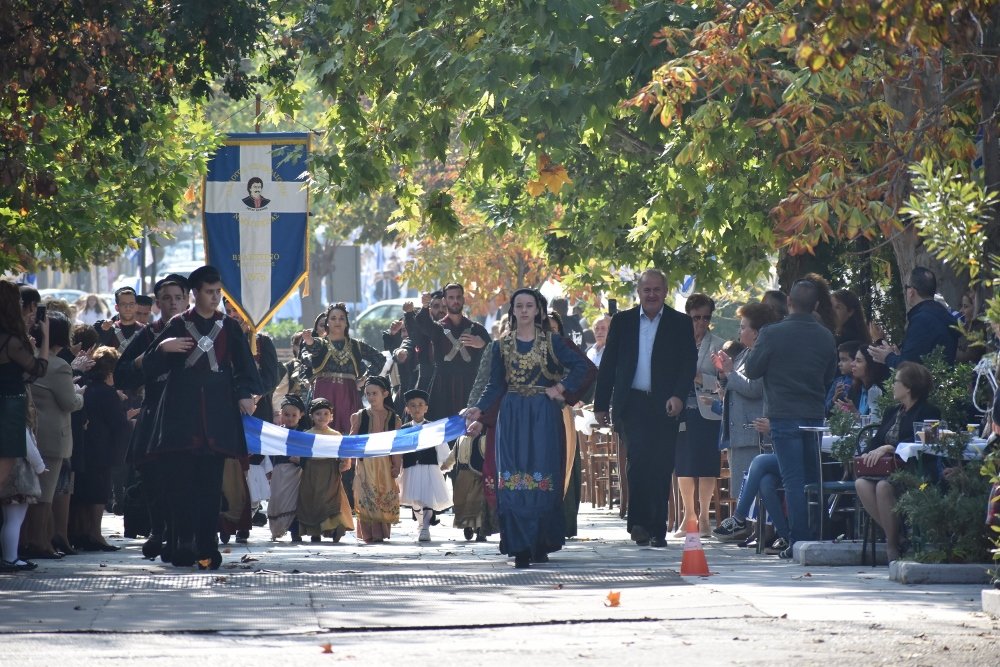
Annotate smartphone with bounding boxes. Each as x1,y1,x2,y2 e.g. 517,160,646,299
36,305,46,322
608,298,617,316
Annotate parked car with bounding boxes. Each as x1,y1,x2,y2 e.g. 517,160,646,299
353,298,409,349
39,288,87,305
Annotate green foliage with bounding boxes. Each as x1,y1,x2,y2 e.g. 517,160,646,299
921,348,976,430
982,451,1000,585
903,158,998,281
828,406,863,465
264,318,303,350
0,0,295,271
282,0,778,294
893,462,992,564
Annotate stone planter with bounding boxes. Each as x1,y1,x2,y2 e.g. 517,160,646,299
983,589,1000,618
793,540,888,566
889,560,993,584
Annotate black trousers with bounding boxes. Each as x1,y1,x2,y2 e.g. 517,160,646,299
159,452,225,557
618,390,679,541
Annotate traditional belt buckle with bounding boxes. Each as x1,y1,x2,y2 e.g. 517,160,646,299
197,336,214,352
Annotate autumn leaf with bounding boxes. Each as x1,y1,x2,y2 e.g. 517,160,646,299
320,643,333,654
198,559,212,568
526,179,546,197
464,29,485,50
780,23,798,46
605,590,621,607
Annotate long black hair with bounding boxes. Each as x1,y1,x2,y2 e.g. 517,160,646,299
506,288,550,333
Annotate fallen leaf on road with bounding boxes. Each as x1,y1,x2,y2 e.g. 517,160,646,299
553,584,564,590
605,591,621,607
198,559,212,568
320,643,333,654
223,548,232,554
780,613,788,619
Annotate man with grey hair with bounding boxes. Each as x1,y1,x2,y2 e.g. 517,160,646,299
593,269,697,547
744,278,837,557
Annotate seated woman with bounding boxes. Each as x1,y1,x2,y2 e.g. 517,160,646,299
836,346,889,422
854,362,940,562
713,418,791,554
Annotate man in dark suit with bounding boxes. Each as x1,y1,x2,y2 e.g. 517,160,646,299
594,269,697,547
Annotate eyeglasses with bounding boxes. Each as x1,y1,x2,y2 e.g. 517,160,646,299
691,315,712,322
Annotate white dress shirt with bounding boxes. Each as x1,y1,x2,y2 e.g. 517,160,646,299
632,306,663,391
586,344,605,367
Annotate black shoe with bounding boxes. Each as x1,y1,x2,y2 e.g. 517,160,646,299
778,544,795,559
630,525,650,545
171,540,197,567
235,536,248,545
141,536,163,560
52,539,78,556
290,535,303,543
251,510,268,527
514,552,531,569
738,535,757,549
1,559,38,571
219,532,231,545
475,529,487,543
650,536,668,548
310,535,322,543
463,527,475,541
713,516,751,542
532,551,549,563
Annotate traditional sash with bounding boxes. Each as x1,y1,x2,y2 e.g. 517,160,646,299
114,325,139,350
184,319,225,371
443,328,471,362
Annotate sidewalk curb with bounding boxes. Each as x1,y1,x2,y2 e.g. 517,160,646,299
793,541,887,566
889,561,993,585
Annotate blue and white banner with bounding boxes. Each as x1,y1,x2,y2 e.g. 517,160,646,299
203,132,310,330
242,414,468,459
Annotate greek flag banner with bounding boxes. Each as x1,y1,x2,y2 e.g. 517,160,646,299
242,414,468,458
202,132,310,332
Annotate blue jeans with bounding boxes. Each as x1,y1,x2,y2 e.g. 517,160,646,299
733,453,789,540
769,418,822,544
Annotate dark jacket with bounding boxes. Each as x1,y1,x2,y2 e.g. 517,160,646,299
593,305,697,422
885,299,958,368
865,400,941,453
744,313,837,420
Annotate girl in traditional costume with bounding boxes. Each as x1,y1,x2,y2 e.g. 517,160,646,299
464,289,596,568
296,398,354,543
268,395,306,542
350,376,401,543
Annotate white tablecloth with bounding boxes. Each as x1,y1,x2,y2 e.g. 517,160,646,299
894,439,988,462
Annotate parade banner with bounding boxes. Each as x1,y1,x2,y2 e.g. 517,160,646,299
242,414,467,459
202,132,310,335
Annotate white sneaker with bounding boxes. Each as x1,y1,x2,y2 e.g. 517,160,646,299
418,528,431,542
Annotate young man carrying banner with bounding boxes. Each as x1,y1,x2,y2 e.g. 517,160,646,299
142,266,263,569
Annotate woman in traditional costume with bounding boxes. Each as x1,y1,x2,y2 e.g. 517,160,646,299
464,289,595,568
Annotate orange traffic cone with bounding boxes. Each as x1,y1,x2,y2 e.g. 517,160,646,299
680,519,710,577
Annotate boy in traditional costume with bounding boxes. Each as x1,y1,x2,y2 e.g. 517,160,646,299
397,389,452,542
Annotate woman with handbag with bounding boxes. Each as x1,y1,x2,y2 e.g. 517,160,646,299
855,362,939,562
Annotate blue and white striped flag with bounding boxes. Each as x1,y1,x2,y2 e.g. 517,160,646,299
242,414,468,459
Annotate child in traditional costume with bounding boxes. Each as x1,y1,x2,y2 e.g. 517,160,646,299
296,398,354,543
441,430,487,541
397,390,452,542
350,376,401,543
268,395,307,541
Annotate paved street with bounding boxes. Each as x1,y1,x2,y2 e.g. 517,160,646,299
1,507,996,666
